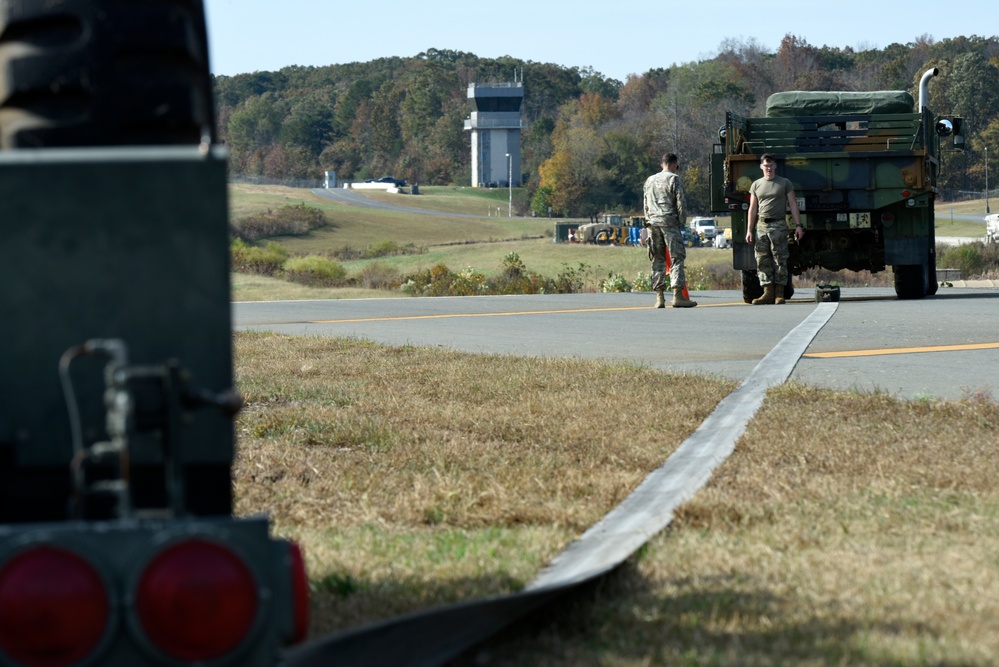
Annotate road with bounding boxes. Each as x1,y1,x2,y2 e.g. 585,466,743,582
234,287,999,403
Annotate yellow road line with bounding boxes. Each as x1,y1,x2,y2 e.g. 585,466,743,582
311,302,746,323
805,342,999,358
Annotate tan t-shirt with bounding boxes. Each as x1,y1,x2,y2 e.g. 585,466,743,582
750,175,793,220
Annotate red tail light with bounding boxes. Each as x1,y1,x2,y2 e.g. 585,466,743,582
0,546,109,667
136,539,258,661
288,541,310,644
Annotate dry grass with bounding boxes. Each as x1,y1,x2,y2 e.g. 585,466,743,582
466,386,999,666
232,272,384,301
233,333,734,630
233,330,999,665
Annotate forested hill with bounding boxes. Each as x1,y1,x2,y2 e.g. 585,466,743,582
213,36,999,217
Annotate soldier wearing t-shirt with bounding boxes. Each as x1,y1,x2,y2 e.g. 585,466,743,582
746,153,804,304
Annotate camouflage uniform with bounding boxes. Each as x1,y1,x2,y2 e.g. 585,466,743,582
749,175,793,286
643,168,687,292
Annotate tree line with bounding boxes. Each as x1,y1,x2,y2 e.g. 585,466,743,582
213,35,999,217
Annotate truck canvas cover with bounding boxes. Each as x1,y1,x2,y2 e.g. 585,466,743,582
765,91,915,117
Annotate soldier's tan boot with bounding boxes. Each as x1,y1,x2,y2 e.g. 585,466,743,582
752,283,776,305
654,290,666,308
775,285,786,305
671,288,697,308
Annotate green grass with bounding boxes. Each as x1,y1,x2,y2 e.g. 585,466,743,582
227,183,993,300
228,182,732,280
339,239,640,278
236,192,554,256
934,207,990,236
355,185,533,216
936,197,993,218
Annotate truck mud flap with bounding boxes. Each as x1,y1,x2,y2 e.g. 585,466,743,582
884,236,929,266
733,242,756,271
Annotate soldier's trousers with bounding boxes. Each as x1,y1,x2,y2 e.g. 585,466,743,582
754,223,789,286
649,224,686,292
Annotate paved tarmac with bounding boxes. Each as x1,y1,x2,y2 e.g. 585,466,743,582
234,285,999,403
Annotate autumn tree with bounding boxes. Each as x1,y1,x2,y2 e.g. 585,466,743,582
226,93,285,174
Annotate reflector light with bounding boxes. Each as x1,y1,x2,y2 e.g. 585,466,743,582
0,546,109,667
881,212,894,223
288,542,310,644
902,190,911,197
136,539,257,661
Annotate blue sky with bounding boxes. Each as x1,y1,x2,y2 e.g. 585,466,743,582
204,0,994,82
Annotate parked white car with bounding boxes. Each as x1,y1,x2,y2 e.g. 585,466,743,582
690,217,718,241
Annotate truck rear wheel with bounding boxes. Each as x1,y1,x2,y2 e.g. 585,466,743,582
927,251,939,296
0,0,215,148
742,270,763,303
894,264,930,299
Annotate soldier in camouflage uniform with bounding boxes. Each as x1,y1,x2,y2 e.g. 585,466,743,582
643,153,696,308
746,153,804,305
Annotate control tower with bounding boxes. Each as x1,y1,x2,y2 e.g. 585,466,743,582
464,81,523,188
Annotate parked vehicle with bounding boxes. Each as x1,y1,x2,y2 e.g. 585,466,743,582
689,217,718,241
714,227,732,249
367,176,407,187
575,213,645,246
681,227,701,247
986,213,999,244
710,68,964,302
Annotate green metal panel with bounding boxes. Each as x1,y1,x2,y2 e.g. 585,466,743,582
709,148,727,212
0,147,233,470
739,114,923,154
553,222,575,242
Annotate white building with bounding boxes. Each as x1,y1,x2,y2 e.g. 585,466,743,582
464,81,522,188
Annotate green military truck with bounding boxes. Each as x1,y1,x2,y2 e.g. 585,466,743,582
710,68,965,301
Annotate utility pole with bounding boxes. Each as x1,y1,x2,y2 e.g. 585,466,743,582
986,146,990,215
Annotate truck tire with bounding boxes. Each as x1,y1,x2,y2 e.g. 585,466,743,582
894,264,929,299
0,0,214,148
742,270,763,303
741,270,794,304
927,251,939,296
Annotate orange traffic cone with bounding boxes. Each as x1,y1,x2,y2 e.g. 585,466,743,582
664,245,690,300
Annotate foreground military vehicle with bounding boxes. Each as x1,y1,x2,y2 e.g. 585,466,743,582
0,2,307,665
710,68,964,301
